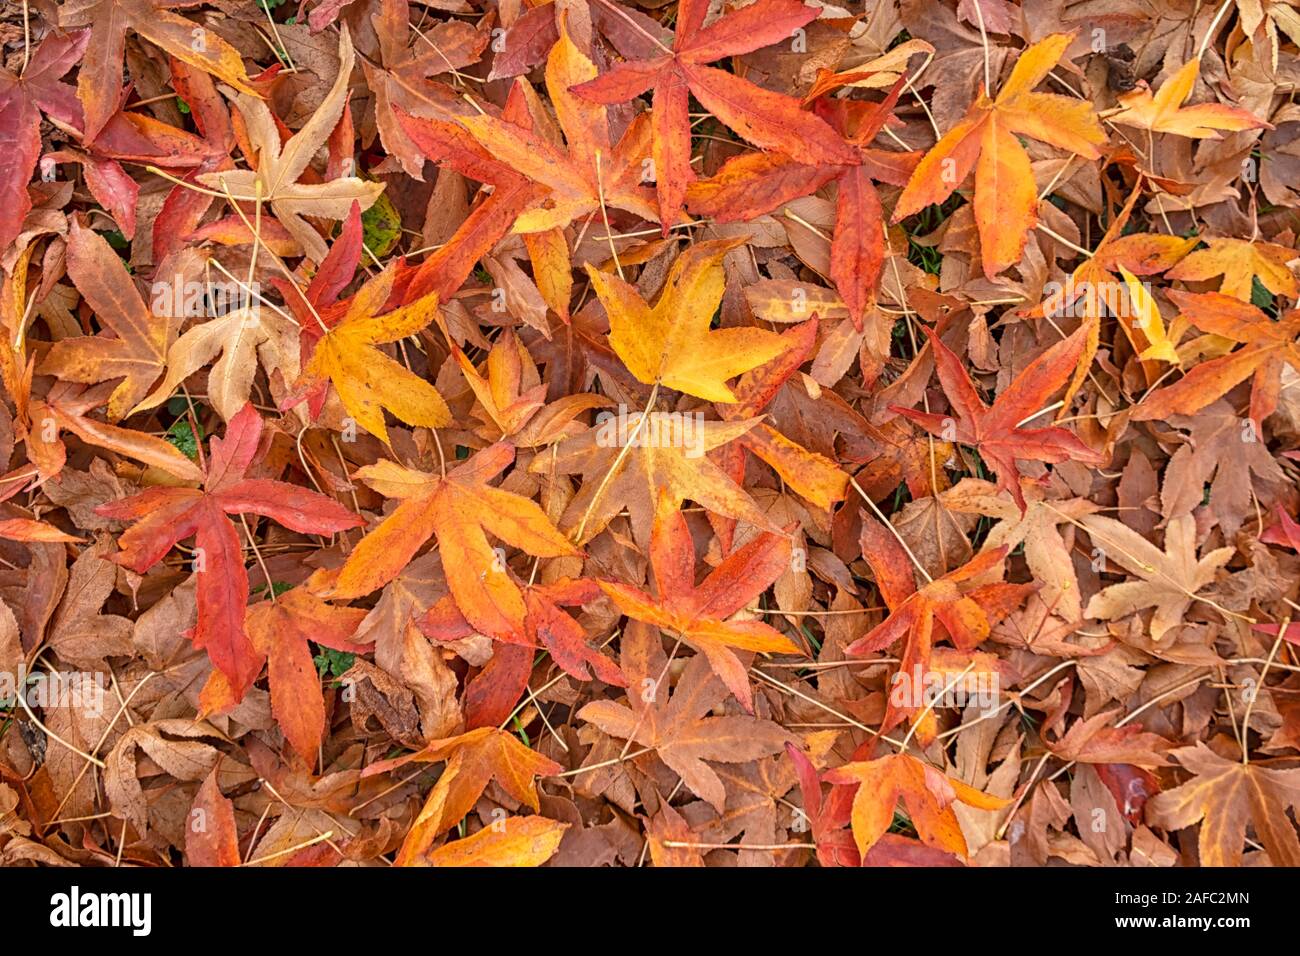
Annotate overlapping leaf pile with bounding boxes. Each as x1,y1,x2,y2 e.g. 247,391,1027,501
2,0,1300,868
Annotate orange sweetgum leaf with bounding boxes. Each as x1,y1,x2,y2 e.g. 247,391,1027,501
39,219,172,421
893,32,1106,278
392,86,550,306
320,442,579,641
687,79,919,327
1132,291,1300,432
362,727,562,864
285,263,451,444
571,0,858,225
823,752,1008,860
850,517,1032,741
531,409,780,549
246,588,367,769
95,403,363,699
1024,183,1197,400
426,815,568,867
63,0,257,142
454,18,658,246
596,503,801,712
594,237,789,402
891,325,1106,512
1045,709,1174,767
578,653,793,811
363,14,488,178
1111,57,1271,139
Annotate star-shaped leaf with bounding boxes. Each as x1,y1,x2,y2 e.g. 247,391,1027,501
578,653,792,810
572,0,859,225
823,753,1008,861
892,325,1106,512
286,264,451,444
319,442,580,640
893,32,1106,277
1133,291,1300,432
454,17,659,238
96,403,364,697
60,0,256,141
361,727,562,865
688,79,919,327
532,411,781,548
198,28,384,262
40,220,171,421
1081,514,1234,642
593,238,788,402
364,11,489,178
1146,742,1300,865
1111,57,1270,139
717,319,849,512
134,300,298,424
849,515,1033,740
943,478,1099,621
597,504,800,711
